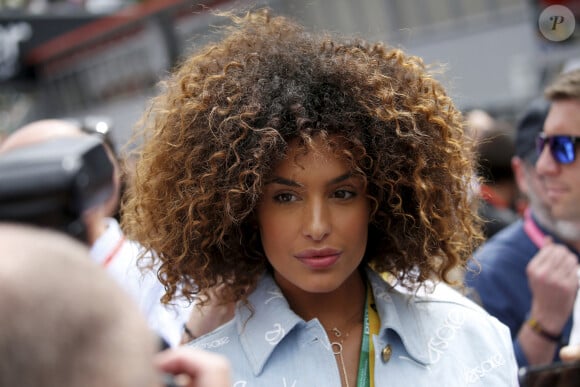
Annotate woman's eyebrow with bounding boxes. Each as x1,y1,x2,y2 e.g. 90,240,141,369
266,176,302,187
266,172,353,187
329,172,353,185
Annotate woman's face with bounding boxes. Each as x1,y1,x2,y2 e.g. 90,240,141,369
256,137,370,295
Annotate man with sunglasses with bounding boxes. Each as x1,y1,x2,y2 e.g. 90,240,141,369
536,70,580,224
536,69,580,350
465,74,580,368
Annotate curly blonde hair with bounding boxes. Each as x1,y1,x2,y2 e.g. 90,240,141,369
122,9,483,305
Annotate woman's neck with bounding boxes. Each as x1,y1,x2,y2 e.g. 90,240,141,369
276,269,367,329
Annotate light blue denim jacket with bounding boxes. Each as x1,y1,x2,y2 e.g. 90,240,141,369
189,268,518,386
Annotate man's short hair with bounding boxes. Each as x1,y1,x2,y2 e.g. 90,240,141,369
0,223,157,387
545,69,580,101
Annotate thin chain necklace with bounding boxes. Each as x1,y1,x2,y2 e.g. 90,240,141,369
325,308,363,387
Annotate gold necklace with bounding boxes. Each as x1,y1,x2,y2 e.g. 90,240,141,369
329,327,351,387
324,310,363,387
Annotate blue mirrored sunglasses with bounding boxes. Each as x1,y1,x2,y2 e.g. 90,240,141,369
536,133,580,165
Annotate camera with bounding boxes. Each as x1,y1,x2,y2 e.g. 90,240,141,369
0,136,114,243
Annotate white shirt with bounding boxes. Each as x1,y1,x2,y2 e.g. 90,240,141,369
90,218,191,347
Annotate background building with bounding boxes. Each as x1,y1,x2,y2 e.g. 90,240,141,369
1,0,579,146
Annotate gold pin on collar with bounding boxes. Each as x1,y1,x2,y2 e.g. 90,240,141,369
381,344,392,363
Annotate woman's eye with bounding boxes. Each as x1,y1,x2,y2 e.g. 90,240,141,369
333,190,355,199
274,193,297,203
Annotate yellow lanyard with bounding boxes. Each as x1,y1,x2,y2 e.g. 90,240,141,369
366,281,381,387
356,277,383,387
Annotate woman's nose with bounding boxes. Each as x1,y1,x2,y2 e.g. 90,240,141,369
301,198,331,241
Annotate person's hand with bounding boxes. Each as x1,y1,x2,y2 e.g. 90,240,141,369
155,347,231,387
527,237,579,335
560,345,580,362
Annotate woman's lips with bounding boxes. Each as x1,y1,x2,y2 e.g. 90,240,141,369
295,249,341,269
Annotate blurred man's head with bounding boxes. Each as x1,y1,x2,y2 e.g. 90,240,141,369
0,223,158,387
512,98,551,221
0,119,83,152
465,109,496,141
476,121,516,186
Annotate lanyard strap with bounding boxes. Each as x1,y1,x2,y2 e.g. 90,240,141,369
480,184,509,209
356,282,380,387
523,209,544,249
356,288,370,387
102,235,125,267
367,284,380,387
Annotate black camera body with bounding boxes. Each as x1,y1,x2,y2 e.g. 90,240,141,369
0,136,114,243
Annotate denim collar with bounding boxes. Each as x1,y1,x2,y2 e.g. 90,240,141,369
236,267,458,375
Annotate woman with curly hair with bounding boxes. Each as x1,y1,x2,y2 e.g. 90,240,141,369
123,9,518,386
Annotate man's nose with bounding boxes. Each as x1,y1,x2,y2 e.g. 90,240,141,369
536,143,560,176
